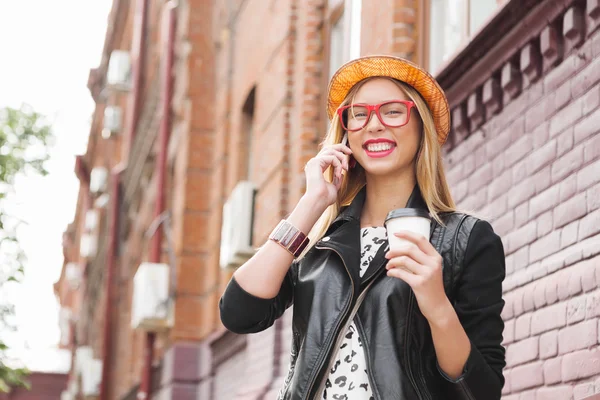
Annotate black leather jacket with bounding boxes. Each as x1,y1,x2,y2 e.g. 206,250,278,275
220,187,506,399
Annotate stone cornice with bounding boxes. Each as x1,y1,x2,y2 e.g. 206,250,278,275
435,0,597,149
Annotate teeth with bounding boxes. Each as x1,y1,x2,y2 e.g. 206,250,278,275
366,142,394,152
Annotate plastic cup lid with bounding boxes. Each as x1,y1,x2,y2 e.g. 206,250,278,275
384,208,431,224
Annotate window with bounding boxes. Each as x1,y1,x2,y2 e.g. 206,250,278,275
428,0,500,74
328,0,362,79
329,11,346,79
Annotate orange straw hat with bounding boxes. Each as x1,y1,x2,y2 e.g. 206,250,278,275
327,55,451,145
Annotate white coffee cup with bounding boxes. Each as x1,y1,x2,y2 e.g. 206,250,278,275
384,208,432,252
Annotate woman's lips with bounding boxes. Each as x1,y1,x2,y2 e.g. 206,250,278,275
363,140,397,158
364,147,396,158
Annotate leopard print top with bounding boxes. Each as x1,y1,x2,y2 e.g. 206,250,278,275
320,226,387,400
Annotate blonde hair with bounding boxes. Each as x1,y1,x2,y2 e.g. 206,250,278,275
303,77,456,256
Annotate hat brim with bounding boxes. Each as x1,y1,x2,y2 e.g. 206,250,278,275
327,55,450,145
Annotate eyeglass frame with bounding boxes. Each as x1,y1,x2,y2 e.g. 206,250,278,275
337,100,416,132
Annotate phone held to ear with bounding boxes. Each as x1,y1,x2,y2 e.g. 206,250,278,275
341,134,356,169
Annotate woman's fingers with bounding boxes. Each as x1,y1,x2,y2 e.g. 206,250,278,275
322,143,352,155
320,148,350,171
386,255,424,275
387,265,419,286
315,155,341,175
304,142,352,195
394,231,439,258
385,243,429,266
318,150,347,183
319,155,343,184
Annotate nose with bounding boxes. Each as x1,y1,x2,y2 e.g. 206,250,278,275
365,111,385,133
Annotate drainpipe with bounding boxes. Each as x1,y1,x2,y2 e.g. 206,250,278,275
138,3,177,399
75,157,91,342
72,156,90,389
98,0,150,396
98,169,122,400
124,0,150,160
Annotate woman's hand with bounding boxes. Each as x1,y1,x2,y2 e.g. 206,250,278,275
385,231,452,322
304,143,352,208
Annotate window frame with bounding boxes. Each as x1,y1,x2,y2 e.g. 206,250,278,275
321,0,346,132
423,0,507,75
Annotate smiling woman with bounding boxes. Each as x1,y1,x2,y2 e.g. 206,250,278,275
220,55,506,400
339,79,422,179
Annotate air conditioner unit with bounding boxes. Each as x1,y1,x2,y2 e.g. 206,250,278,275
80,233,98,258
75,346,93,376
81,358,102,397
65,262,82,289
66,379,79,398
59,307,72,346
61,391,74,400
219,181,257,269
131,262,172,332
94,193,110,209
102,106,122,138
90,167,108,194
106,50,131,91
84,210,99,232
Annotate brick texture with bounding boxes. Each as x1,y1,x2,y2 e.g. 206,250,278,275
443,3,600,398
55,0,600,399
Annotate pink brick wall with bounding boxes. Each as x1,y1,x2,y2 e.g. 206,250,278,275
202,1,600,400
144,1,600,399
442,3,600,398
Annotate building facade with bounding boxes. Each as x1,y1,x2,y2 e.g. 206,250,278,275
0,373,68,400
53,0,600,399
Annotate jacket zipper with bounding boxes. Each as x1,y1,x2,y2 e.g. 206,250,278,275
352,251,389,400
310,246,388,399
314,279,377,397
354,310,382,400
305,244,355,399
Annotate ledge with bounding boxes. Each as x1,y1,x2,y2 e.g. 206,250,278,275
437,0,564,102
434,0,596,149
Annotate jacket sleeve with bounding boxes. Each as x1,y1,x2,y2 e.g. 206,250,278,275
438,219,507,400
218,262,296,334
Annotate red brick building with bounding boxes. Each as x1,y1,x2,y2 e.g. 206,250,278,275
53,0,600,399
0,373,68,400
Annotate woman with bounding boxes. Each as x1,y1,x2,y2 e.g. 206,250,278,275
219,55,506,400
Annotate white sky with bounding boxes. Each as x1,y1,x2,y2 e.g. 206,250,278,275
0,0,112,372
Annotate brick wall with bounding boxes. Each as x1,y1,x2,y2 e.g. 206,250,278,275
200,0,426,397
361,0,420,59
0,373,68,400
56,0,600,398
441,2,600,398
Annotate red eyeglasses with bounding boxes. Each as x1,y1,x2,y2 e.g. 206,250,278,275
337,100,415,131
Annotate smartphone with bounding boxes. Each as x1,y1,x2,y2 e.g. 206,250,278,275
340,133,350,177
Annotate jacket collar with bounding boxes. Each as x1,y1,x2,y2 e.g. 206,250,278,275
332,183,428,226
319,184,429,289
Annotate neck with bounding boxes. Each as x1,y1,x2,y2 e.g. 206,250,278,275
360,168,417,228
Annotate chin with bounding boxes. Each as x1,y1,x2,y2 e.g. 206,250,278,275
360,163,405,177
